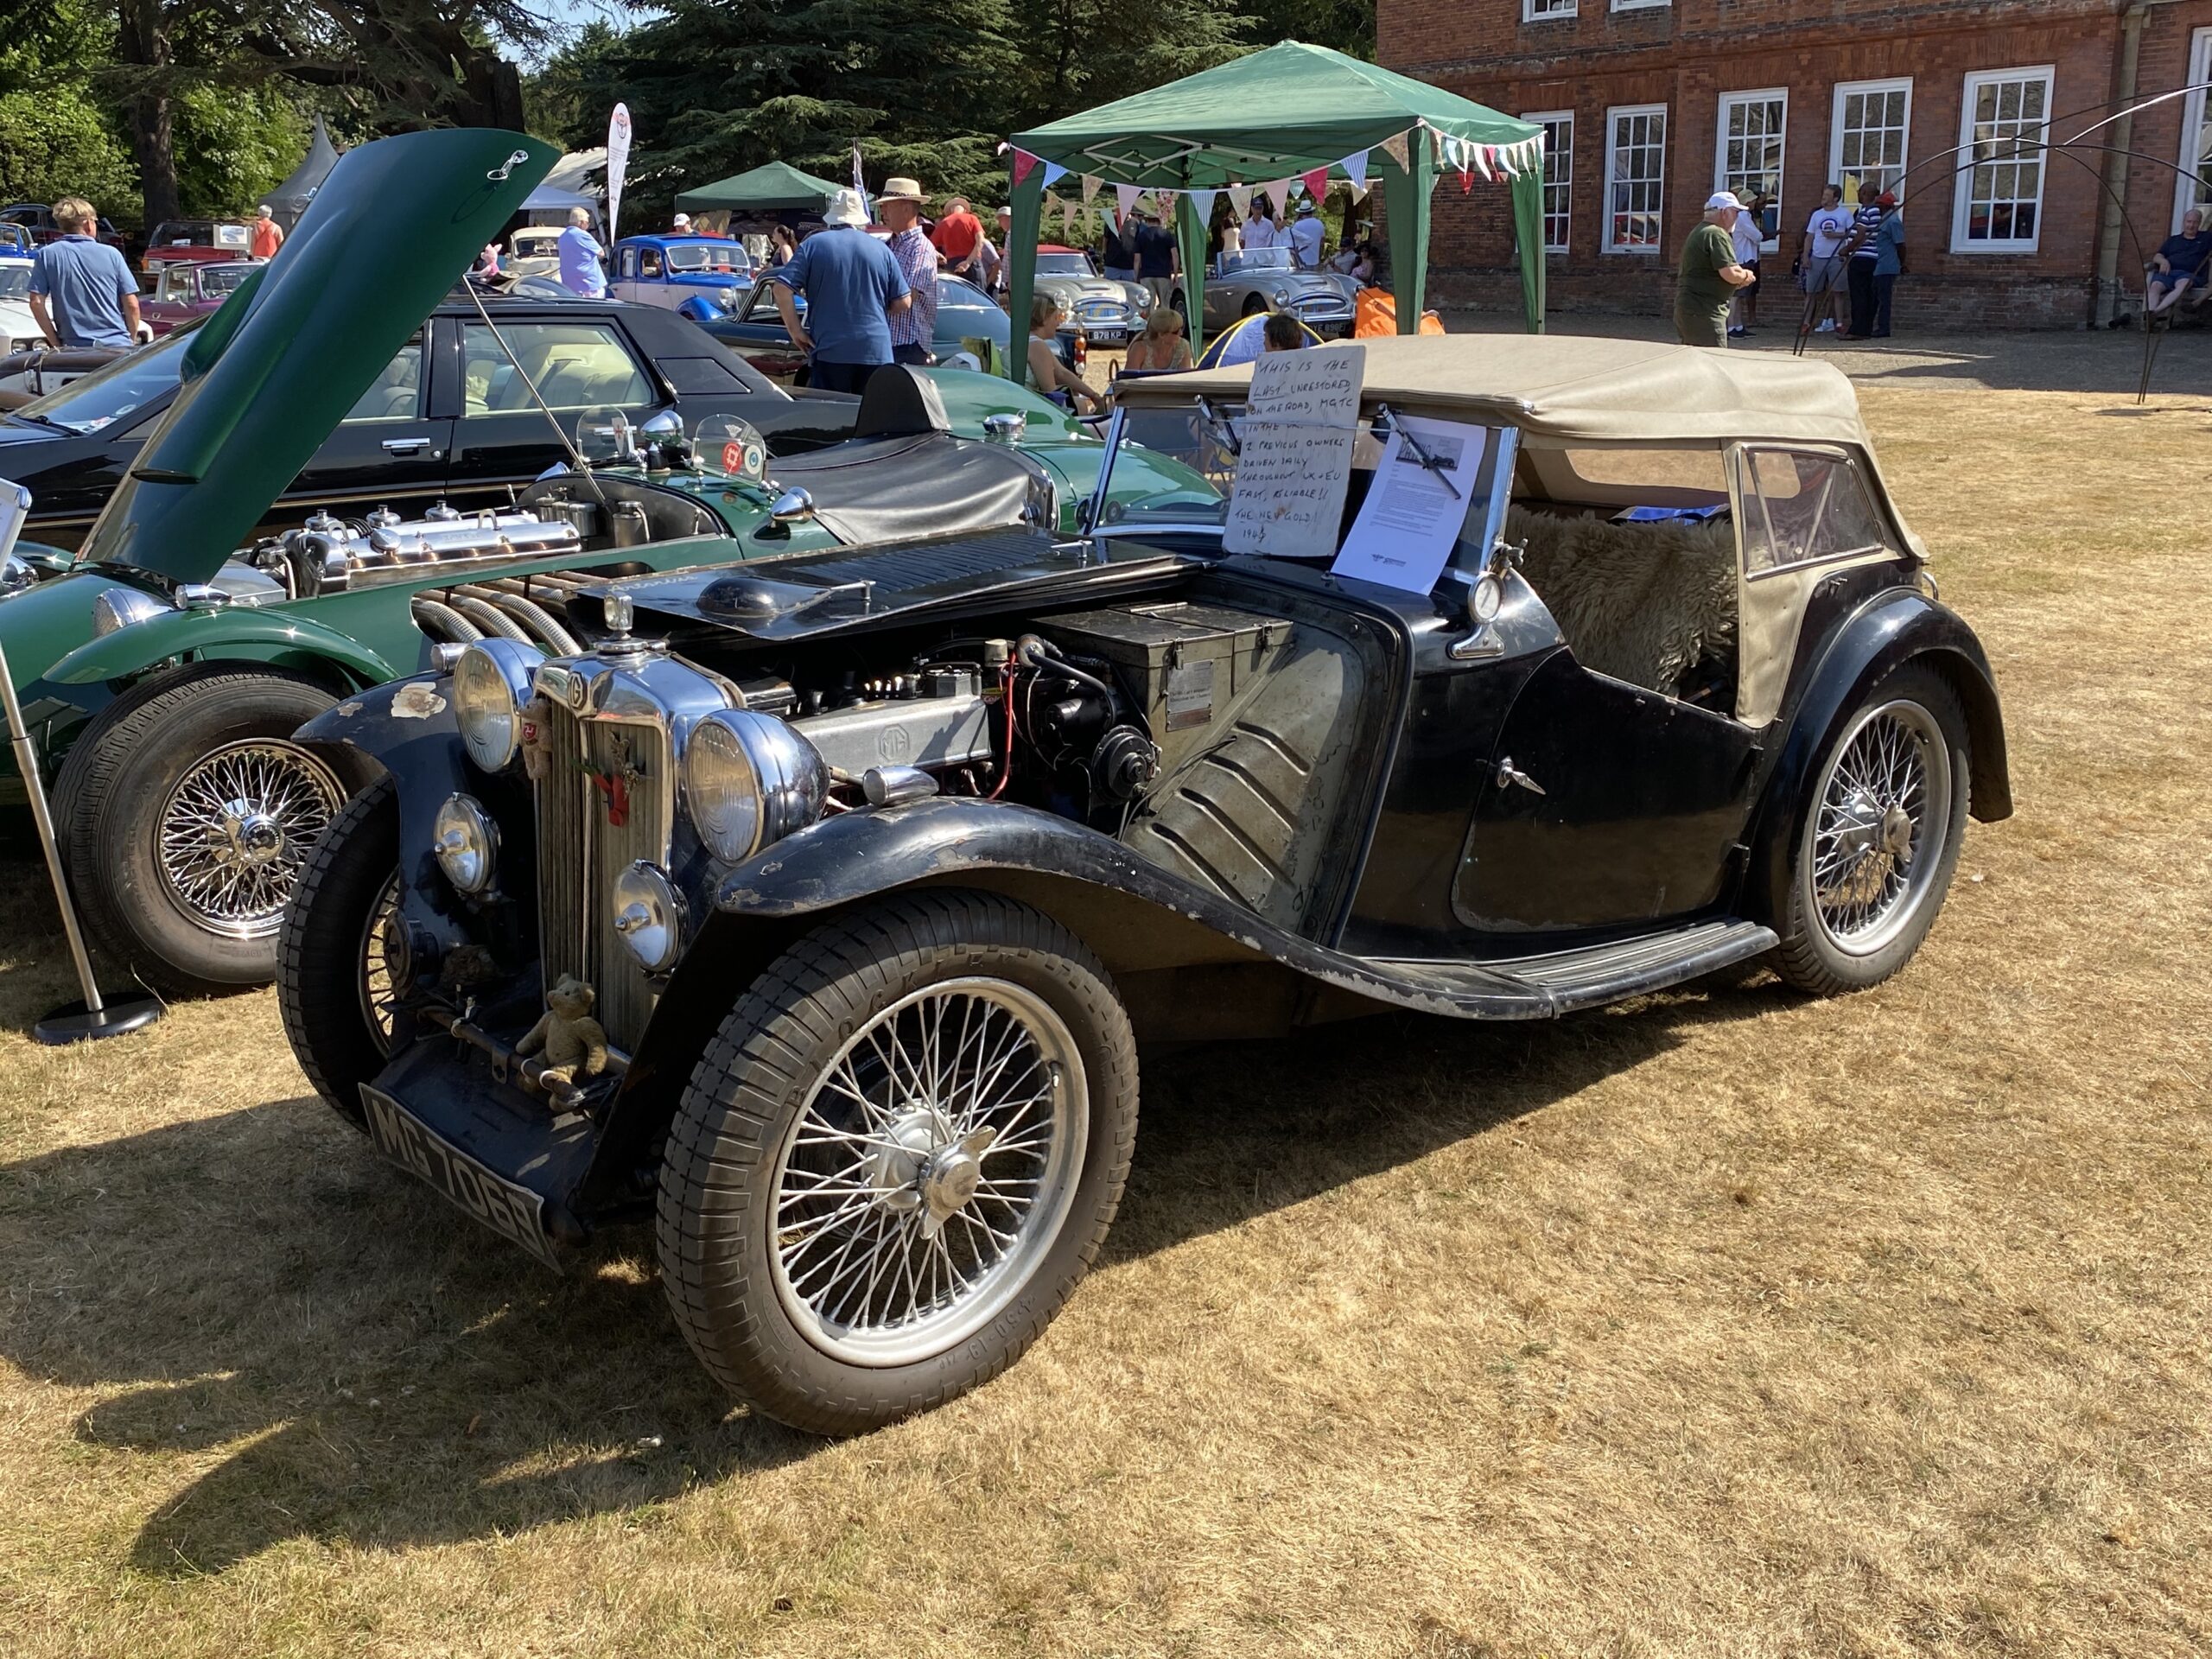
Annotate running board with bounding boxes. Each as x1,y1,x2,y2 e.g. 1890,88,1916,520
1366,918,1777,1018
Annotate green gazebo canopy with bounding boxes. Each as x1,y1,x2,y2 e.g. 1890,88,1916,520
674,160,843,216
1003,41,1547,375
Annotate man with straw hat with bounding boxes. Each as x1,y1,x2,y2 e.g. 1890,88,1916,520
877,175,941,366
766,186,911,393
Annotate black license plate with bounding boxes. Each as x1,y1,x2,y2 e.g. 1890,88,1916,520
361,1084,562,1270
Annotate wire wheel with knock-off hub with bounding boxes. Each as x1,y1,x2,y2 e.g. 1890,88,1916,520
1770,664,1970,995
658,891,1138,1435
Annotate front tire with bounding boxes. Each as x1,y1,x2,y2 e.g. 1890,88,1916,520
53,666,372,996
1770,664,1971,994
276,777,403,1129
658,892,1138,1436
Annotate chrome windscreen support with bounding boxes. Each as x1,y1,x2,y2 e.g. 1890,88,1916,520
0,482,163,1042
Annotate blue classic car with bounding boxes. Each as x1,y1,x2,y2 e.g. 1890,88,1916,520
608,234,756,318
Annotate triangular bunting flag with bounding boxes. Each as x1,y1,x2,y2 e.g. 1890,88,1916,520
1380,130,1410,172
1060,198,1075,238
1227,183,1252,217
1081,174,1100,207
1263,179,1292,219
1040,162,1068,191
1341,149,1370,196
1114,182,1141,223
1459,168,1473,194
1472,145,1493,182
1011,149,1039,188
1188,188,1218,230
1300,165,1329,203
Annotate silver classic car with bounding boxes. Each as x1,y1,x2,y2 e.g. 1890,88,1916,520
1181,246,1355,340
1032,247,1153,345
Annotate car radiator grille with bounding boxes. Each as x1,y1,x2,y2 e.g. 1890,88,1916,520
533,702,671,1052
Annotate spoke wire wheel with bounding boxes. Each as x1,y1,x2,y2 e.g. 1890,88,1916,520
769,979,1087,1367
658,891,1138,1435
1802,698,1953,957
359,871,404,1056
156,740,346,940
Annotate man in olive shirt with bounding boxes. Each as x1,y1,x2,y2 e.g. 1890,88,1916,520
1675,191,1757,348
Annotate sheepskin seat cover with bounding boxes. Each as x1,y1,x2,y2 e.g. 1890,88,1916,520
1505,507,1738,696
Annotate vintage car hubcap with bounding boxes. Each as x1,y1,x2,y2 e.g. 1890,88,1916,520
159,741,346,939
769,978,1086,1367
1808,700,1952,956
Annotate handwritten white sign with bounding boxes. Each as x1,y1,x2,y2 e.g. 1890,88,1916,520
1224,342,1365,560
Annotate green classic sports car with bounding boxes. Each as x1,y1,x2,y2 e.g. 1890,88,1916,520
0,130,1216,1000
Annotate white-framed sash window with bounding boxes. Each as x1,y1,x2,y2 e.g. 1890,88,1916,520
2175,29,2212,229
1605,104,1667,253
1522,0,1577,19
1952,66,2053,251
1830,78,1912,202
1716,89,1787,251
1525,111,1573,251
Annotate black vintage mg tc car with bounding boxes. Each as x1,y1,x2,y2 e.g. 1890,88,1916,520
277,336,2010,1436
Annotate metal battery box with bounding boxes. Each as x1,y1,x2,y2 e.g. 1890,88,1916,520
1040,601,1291,751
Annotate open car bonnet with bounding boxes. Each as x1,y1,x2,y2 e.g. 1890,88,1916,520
79,129,556,582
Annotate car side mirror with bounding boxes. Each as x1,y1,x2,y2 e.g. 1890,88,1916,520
771,486,815,523
639,409,683,439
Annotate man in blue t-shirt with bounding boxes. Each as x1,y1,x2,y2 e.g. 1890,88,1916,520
556,208,607,298
27,197,139,350
768,188,911,395
2146,207,2212,319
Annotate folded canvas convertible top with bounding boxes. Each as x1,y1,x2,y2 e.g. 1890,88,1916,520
1116,334,1874,451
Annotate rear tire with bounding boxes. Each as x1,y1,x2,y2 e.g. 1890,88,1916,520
53,666,373,996
1769,664,1970,995
276,777,401,1129
657,891,1138,1436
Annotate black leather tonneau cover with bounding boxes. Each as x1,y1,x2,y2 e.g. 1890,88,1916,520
772,430,1040,545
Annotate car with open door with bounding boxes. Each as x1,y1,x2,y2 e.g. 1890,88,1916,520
0,130,1216,1001
274,333,2009,1438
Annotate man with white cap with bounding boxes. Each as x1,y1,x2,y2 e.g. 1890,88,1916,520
1288,198,1325,270
671,212,692,234
876,176,941,366
1675,191,1756,348
767,186,911,394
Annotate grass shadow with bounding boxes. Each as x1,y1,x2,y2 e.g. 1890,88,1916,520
0,971,1777,1575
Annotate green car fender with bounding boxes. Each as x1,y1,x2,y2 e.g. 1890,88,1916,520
45,604,398,690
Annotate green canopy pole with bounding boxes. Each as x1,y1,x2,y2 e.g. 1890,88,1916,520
1173,190,1209,338
1510,168,1547,334
1004,164,1046,383
1382,133,1433,335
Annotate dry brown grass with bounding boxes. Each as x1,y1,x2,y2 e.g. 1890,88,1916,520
3,373,2210,1657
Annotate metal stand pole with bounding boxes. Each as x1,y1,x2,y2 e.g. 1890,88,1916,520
0,484,162,1043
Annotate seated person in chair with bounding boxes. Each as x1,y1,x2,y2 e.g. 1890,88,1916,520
2146,207,2212,319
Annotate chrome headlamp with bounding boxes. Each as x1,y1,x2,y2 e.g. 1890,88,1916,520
90,585,168,636
613,861,686,971
433,793,499,894
683,709,828,864
452,638,544,772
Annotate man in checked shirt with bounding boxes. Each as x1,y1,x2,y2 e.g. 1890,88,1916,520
876,177,942,366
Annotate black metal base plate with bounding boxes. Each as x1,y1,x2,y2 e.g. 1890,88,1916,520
34,994,166,1045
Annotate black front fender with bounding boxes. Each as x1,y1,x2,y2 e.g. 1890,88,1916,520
1747,588,2012,921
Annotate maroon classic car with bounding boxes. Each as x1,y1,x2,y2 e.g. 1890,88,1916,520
138,259,264,335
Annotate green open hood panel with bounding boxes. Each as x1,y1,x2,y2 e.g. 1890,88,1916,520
82,128,557,582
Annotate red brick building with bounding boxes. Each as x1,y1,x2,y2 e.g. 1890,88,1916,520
1376,0,2212,328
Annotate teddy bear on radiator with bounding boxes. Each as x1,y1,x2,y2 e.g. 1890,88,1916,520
517,974,608,1091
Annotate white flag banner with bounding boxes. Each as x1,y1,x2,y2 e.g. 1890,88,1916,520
1186,188,1218,232
1114,182,1141,223
1340,149,1370,198
1081,174,1100,207
1471,144,1493,181
1226,183,1253,218
605,103,632,244
1263,178,1292,219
